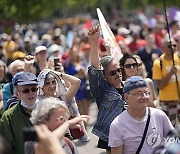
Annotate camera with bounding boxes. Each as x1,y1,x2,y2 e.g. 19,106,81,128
152,125,180,154
54,57,60,71
23,127,38,142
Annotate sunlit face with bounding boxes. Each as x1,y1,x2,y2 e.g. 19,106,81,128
163,41,177,55
45,107,69,131
17,84,38,106
42,77,56,97
123,58,138,79
69,47,79,62
124,87,149,110
104,60,122,88
36,50,47,61
145,34,155,45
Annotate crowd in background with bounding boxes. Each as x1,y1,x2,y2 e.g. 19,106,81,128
0,8,179,154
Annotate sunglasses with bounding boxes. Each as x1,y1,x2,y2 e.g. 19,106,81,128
109,68,122,76
20,87,38,94
124,63,138,69
167,44,176,48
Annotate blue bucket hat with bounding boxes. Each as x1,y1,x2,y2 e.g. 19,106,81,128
12,72,38,86
123,76,147,93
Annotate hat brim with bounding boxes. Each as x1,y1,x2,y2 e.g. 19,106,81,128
17,81,38,86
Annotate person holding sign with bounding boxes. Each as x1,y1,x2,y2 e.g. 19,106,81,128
88,25,125,154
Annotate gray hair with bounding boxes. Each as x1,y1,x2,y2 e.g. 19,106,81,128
30,97,70,125
100,56,114,70
9,60,25,73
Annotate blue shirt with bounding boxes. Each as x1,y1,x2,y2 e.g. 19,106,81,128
2,82,13,109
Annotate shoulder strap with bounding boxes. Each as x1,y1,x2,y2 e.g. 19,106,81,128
135,108,151,154
159,56,162,71
63,137,74,153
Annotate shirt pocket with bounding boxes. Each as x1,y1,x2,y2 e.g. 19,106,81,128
103,93,119,109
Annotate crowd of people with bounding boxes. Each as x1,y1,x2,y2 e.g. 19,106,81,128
0,9,179,154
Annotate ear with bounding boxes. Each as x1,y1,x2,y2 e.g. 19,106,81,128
124,93,129,103
15,91,21,99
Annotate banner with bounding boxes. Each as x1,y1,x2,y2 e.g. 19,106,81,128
96,8,122,60
169,7,180,22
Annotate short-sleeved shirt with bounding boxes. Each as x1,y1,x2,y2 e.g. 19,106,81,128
108,107,173,154
152,53,180,101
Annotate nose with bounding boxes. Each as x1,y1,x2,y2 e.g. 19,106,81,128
49,82,55,87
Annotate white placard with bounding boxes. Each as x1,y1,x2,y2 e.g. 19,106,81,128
97,8,123,60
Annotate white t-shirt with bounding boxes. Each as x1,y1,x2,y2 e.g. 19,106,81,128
108,107,174,154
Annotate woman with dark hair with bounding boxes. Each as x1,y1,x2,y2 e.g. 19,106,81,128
119,53,138,81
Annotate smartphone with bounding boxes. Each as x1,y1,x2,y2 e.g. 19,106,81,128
23,127,38,142
54,57,60,71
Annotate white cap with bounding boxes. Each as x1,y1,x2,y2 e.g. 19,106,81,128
48,44,59,53
35,46,47,54
24,37,31,42
118,27,130,35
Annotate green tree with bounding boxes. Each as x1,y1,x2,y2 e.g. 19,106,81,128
0,0,179,23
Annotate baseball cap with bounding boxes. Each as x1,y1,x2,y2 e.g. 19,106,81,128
12,72,38,86
48,44,59,53
12,51,26,60
123,76,148,93
35,46,47,54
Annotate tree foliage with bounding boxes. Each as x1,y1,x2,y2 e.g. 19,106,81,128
0,0,179,23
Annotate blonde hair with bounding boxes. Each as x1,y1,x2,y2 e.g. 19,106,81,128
133,55,147,78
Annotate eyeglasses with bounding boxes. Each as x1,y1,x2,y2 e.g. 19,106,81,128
167,44,176,48
19,87,38,94
128,91,151,98
109,68,122,76
124,63,138,69
55,116,67,123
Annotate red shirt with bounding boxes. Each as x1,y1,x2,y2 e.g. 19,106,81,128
128,39,146,54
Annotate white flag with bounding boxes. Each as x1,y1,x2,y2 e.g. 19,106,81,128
97,8,122,60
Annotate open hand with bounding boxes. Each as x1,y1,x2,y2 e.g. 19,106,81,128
68,115,90,129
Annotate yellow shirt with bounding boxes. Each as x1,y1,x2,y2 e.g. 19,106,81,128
3,41,16,60
152,53,180,101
